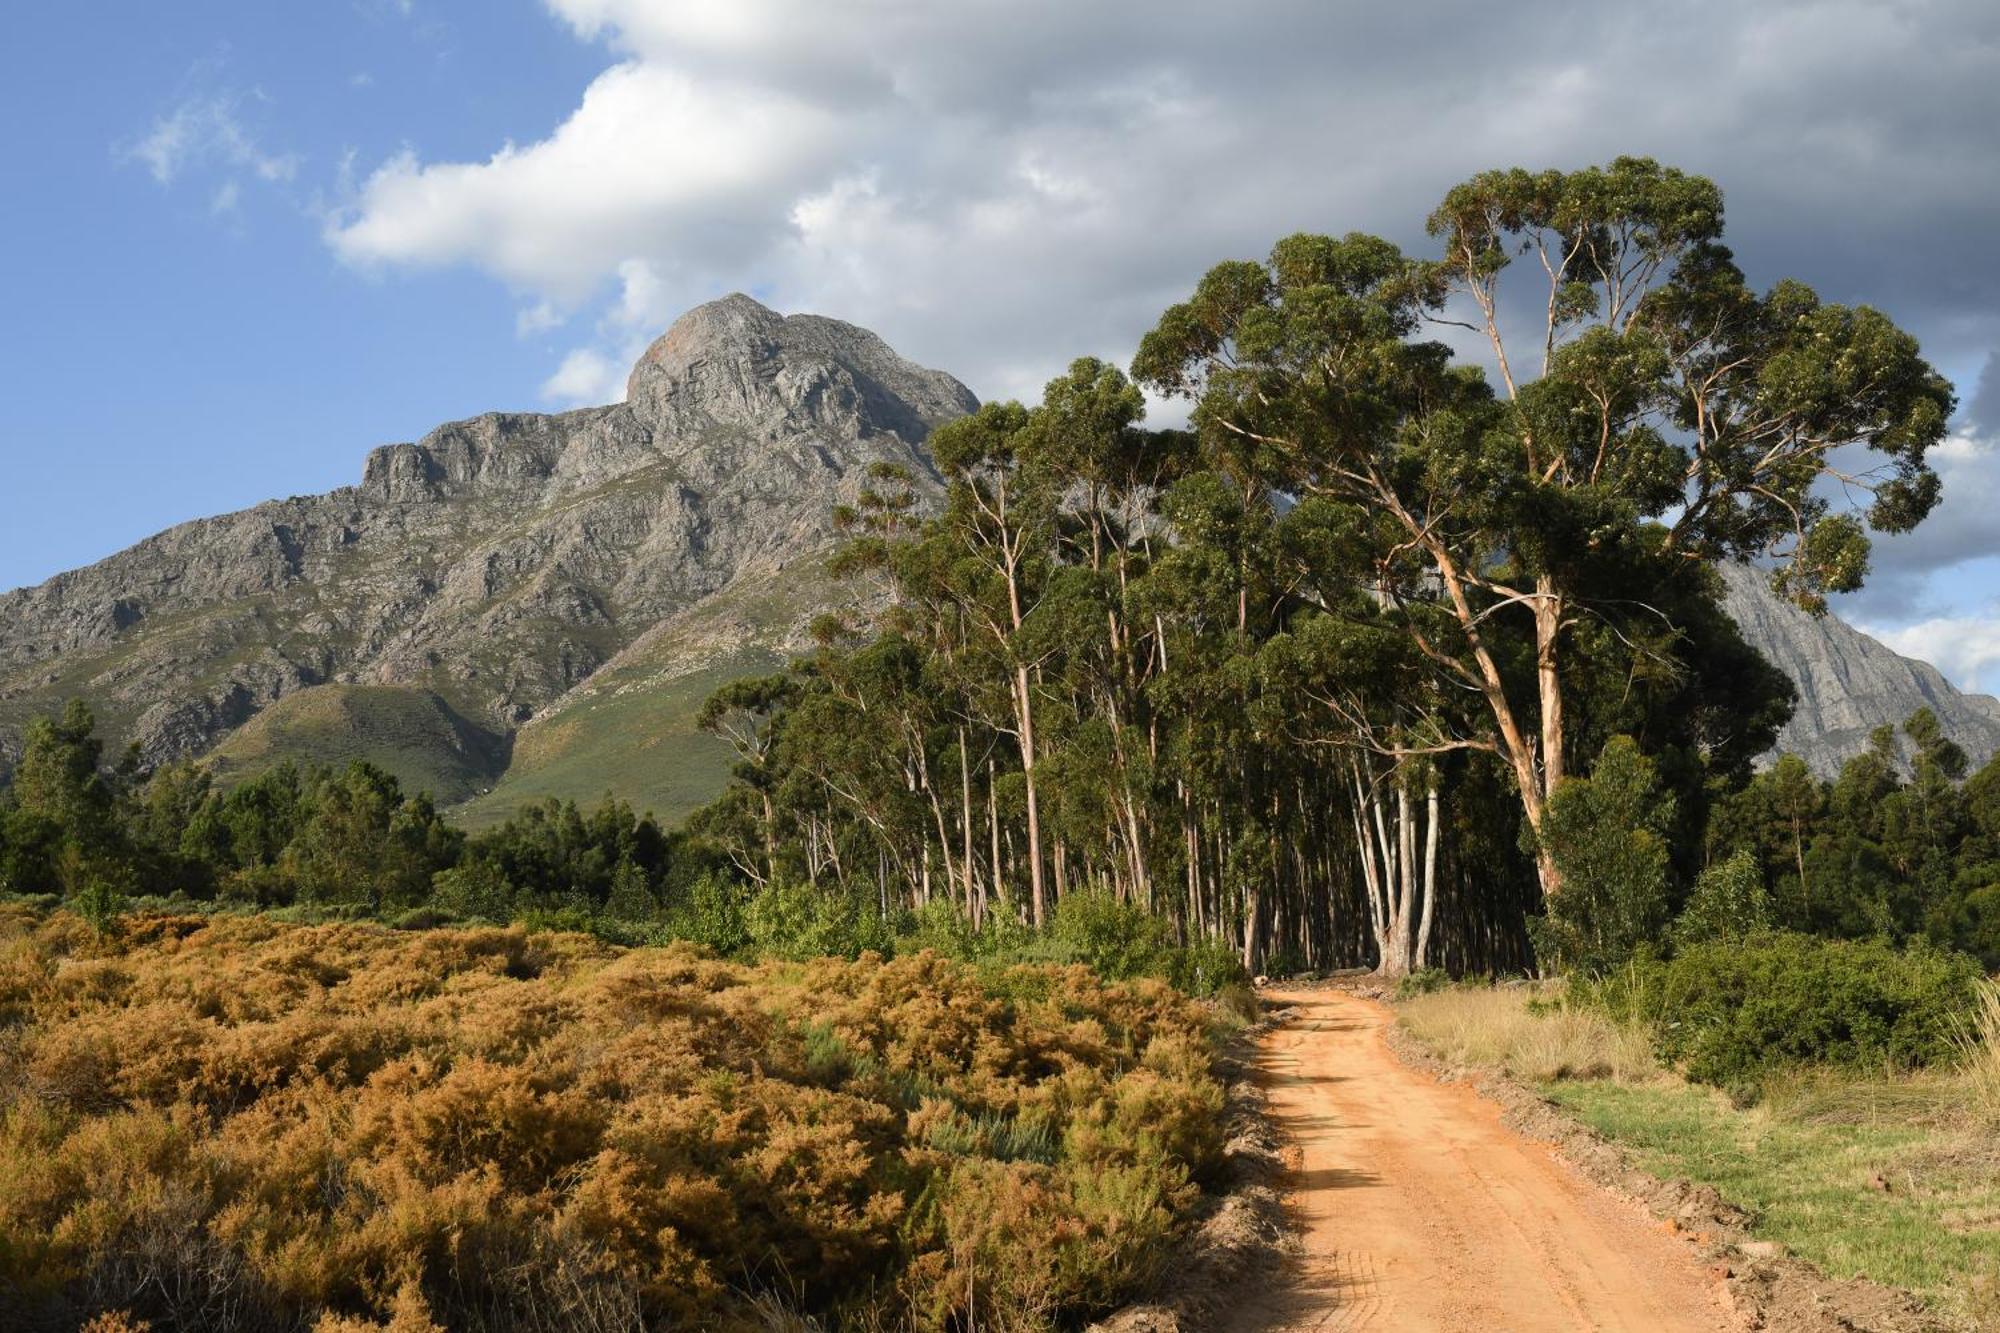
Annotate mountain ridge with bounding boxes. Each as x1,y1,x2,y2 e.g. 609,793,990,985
1719,564,2000,775
0,295,969,814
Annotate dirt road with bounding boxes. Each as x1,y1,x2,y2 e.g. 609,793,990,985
1229,988,1738,1332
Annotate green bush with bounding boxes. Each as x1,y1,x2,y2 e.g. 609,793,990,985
1591,932,1983,1090
1047,889,1174,982
743,880,892,961
657,872,750,956
428,857,514,922
1394,966,1453,999
897,896,1037,962
1530,736,1674,976
1673,849,1773,947
1167,934,1251,999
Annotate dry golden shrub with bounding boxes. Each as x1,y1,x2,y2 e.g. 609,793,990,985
0,912,1223,1331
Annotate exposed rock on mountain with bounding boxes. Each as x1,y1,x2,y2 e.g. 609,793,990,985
0,295,971,812
1718,564,2000,775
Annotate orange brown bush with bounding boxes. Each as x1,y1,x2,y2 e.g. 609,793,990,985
0,904,1225,1331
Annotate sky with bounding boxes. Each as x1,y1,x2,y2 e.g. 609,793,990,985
4,0,1999,690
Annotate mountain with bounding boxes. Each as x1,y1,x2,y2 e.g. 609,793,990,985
0,294,972,818
1718,564,2000,775
3,293,1995,818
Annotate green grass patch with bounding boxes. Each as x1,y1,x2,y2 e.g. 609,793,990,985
1543,1076,2000,1323
453,648,776,829
204,683,508,803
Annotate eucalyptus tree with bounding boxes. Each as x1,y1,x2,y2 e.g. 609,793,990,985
1134,158,1953,903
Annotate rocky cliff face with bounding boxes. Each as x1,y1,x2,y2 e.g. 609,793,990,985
1719,564,2000,775
0,295,973,797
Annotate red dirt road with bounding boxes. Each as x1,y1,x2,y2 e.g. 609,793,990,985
1228,989,1740,1332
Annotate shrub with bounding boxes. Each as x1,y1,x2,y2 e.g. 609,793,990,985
1673,849,1773,947
1166,934,1251,999
0,911,1225,1332
1046,889,1173,982
1590,932,1983,1091
1530,736,1673,976
1394,966,1453,999
427,857,513,922
744,880,890,960
657,872,750,956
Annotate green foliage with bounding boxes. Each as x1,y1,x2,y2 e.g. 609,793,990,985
428,856,514,922
1591,933,1982,1091
743,880,891,961
1045,889,1176,981
1531,737,1673,975
1394,966,1454,999
71,859,133,937
1673,849,1773,946
657,872,750,955
1166,934,1253,1000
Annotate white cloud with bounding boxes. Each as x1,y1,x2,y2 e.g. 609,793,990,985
1864,616,2000,696
210,181,242,216
540,348,624,406
327,60,841,300
515,301,566,337
317,0,2000,550
128,94,299,191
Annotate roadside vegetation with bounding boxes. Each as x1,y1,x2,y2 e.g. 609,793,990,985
0,903,1240,1332
1398,974,2000,1324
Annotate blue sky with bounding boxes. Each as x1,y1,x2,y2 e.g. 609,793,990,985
0,2,601,584
4,0,2000,690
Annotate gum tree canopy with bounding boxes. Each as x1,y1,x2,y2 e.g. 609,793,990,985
1132,157,1954,899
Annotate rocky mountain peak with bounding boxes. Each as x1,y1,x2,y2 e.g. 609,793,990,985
0,297,976,787
625,293,977,444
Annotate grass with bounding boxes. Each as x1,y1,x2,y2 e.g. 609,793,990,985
1396,982,2000,1326
1955,978,2000,1127
453,649,771,829
203,683,509,803
1397,984,1660,1083
1546,1078,2000,1323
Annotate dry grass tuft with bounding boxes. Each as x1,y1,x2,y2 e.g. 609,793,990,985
1952,976,2000,1126
1396,984,1660,1084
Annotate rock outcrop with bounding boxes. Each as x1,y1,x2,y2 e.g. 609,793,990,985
0,294,973,807
1719,564,2000,775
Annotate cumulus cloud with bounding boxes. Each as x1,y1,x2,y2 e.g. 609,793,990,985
322,0,2000,681
325,0,2000,405
540,347,624,406
328,61,842,300
1864,615,2000,696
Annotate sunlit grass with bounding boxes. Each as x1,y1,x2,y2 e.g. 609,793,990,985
1397,983,1659,1083
1546,1076,2000,1325
1397,981,2000,1326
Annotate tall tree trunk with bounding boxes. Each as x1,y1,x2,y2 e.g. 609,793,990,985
959,728,978,925
1415,783,1440,971
1014,664,1047,926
